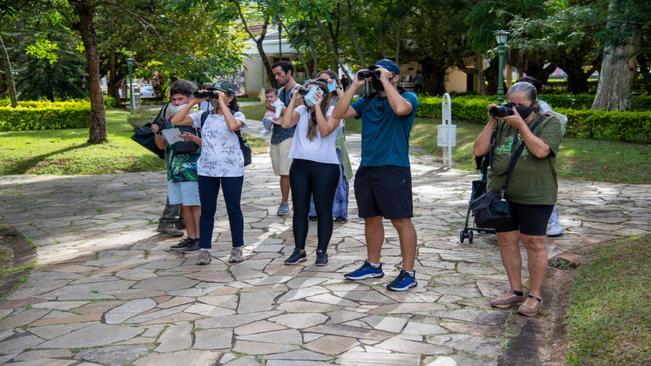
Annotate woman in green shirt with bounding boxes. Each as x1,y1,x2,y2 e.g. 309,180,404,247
473,82,563,317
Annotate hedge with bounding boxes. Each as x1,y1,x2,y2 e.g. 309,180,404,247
0,100,90,131
418,94,651,111
0,96,117,109
419,96,651,143
558,108,651,143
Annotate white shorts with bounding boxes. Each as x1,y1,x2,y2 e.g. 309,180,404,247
270,138,293,176
168,181,200,206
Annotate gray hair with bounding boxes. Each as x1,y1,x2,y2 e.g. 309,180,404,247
507,81,540,113
507,81,538,102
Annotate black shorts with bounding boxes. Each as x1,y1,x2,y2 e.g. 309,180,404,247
495,202,554,236
354,166,413,219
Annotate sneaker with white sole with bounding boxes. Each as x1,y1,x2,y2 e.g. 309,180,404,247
344,261,384,280
546,206,564,237
386,269,417,291
277,202,290,216
229,247,244,263
196,250,212,265
284,248,306,265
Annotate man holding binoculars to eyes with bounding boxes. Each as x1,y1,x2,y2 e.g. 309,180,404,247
332,59,420,291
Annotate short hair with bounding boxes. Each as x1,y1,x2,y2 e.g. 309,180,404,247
272,61,294,75
170,80,197,98
507,81,538,102
264,88,277,95
508,81,541,113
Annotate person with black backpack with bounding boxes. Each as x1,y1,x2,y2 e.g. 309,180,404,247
155,80,197,237
171,80,247,265
151,99,202,253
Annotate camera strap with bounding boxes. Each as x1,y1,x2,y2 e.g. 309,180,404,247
502,116,545,190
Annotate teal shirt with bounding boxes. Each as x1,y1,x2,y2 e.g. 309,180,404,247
351,91,418,167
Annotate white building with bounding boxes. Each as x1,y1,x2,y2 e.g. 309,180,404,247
242,27,300,97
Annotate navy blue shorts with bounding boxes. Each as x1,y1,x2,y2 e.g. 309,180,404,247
354,166,413,219
495,202,554,236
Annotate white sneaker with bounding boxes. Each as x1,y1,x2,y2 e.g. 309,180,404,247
546,206,564,237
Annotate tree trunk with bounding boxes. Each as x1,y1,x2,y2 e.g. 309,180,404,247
233,1,275,88
562,62,591,94
45,62,55,102
303,26,319,75
107,50,124,101
592,36,639,110
73,0,107,144
256,39,276,88
0,35,18,107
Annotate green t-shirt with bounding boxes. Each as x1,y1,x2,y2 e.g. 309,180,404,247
487,114,563,205
167,148,199,182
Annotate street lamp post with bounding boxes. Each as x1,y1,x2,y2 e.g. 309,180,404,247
494,30,509,104
127,57,136,113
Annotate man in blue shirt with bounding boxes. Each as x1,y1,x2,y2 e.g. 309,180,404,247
331,59,419,291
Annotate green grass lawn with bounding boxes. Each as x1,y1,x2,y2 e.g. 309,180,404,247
566,235,651,366
0,109,266,175
239,103,267,121
346,117,651,184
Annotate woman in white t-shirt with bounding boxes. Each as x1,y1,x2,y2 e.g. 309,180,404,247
171,81,247,265
281,80,343,266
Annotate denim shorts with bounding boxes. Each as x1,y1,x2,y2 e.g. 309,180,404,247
168,181,200,206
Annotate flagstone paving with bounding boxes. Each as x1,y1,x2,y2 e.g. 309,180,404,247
0,126,650,365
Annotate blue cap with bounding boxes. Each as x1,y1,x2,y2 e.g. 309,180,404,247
373,59,400,75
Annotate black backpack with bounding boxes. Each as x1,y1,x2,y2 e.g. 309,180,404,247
199,111,251,166
130,104,168,159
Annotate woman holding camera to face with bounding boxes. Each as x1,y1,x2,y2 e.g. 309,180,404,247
307,70,353,223
473,82,563,317
171,81,247,266
281,80,343,266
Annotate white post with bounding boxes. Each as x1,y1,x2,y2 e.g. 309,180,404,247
437,93,456,168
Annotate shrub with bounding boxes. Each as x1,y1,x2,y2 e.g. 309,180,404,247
418,96,651,143
559,108,651,143
0,100,90,131
103,96,118,108
1,96,119,109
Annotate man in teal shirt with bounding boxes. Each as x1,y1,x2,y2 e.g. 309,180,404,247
331,59,419,291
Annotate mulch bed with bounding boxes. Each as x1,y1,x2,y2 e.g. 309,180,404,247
0,227,36,297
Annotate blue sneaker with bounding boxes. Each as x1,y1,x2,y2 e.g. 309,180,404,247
344,261,384,280
386,270,417,291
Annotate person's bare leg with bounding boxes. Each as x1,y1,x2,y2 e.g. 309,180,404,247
496,231,523,291
280,175,290,204
391,218,417,272
189,206,201,239
364,216,384,263
181,206,195,239
520,234,548,298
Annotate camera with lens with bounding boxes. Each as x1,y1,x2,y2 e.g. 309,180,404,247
297,86,324,108
194,87,218,99
489,103,515,118
357,69,381,80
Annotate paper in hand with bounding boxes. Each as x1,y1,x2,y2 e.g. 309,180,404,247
161,128,183,144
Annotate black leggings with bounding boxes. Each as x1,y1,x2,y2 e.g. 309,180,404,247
290,159,340,251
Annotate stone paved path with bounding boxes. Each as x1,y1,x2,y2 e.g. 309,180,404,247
1,124,650,365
